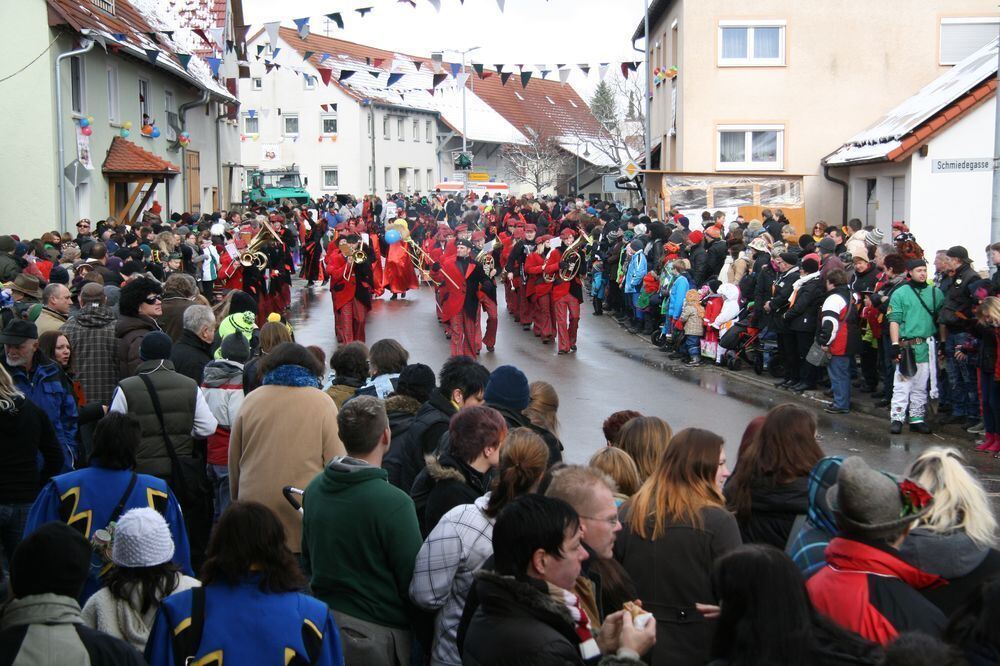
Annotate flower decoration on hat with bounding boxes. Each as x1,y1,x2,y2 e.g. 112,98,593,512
899,479,932,517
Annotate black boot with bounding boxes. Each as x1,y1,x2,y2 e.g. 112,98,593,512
593,298,603,316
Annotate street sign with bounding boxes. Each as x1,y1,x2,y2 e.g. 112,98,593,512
468,172,490,182
602,174,619,193
931,158,997,173
621,161,641,178
63,159,91,186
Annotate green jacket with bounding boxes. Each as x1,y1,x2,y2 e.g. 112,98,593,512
887,283,944,362
302,457,422,629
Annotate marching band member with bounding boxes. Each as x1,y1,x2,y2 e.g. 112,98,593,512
325,235,374,344
548,227,586,354
472,230,500,353
499,222,523,320
505,223,538,326
352,219,385,299
525,235,554,344
432,238,487,357
382,220,419,300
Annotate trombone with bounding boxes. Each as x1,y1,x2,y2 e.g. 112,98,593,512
339,241,366,282
403,237,440,286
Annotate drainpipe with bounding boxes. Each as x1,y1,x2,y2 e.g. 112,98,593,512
178,90,211,213
55,35,94,234
823,164,849,228
216,107,226,211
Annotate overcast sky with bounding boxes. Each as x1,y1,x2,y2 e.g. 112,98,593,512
241,0,647,101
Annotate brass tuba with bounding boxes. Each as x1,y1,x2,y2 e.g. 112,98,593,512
239,218,282,268
558,232,593,281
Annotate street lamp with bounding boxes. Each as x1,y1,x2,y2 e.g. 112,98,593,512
576,141,590,197
434,46,481,157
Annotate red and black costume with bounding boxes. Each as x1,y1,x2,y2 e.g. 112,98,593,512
524,240,554,342
473,231,500,352
299,214,327,285
549,229,585,354
382,219,419,297
433,244,487,357
325,239,374,344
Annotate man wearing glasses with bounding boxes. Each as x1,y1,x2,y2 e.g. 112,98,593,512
74,219,95,258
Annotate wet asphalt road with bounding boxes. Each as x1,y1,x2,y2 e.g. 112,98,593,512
287,280,1000,492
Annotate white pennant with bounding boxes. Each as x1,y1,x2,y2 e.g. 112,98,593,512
427,0,441,10
455,72,469,87
558,68,571,84
496,0,505,10
209,27,225,50
264,21,280,46
598,64,609,80
262,108,271,118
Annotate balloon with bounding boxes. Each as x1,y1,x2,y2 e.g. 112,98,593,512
79,117,89,127
81,126,92,136
151,127,160,138
87,116,94,124
123,121,133,130
385,229,402,245
180,131,190,139
120,129,130,138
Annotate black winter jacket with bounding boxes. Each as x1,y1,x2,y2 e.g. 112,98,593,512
702,238,728,284
940,262,980,332
688,243,710,287
0,397,63,504
410,451,489,537
785,274,826,333
398,389,456,494
724,476,809,549
768,268,799,331
486,402,563,467
170,329,213,383
900,528,1000,617
382,394,423,490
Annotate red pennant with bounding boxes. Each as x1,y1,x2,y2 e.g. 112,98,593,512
316,67,332,86
432,73,447,88
321,103,329,111
193,28,211,45
374,58,385,68
621,62,629,79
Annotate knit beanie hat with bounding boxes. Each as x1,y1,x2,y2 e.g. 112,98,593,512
865,228,885,247
801,257,820,274
0,235,15,253
687,230,704,245
397,363,436,403
112,507,175,568
229,290,258,315
139,331,173,361
48,265,70,286
10,521,90,599
484,365,530,411
220,332,251,363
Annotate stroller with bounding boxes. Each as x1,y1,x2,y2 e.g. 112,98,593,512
283,486,305,514
718,305,783,376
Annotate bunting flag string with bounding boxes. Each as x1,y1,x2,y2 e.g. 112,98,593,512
520,71,531,88
339,70,356,81
316,67,332,86
432,73,447,88
325,12,344,29
386,72,404,86
144,48,159,65
293,17,310,39
499,72,512,86
471,63,484,77
206,57,222,78
177,53,192,71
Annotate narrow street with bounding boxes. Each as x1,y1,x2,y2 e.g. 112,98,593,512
287,281,1000,490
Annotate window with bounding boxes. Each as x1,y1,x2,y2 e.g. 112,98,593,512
414,169,422,191
426,120,433,143
91,0,114,15
383,114,390,139
163,90,176,140
940,18,1000,64
718,20,785,66
106,63,119,123
367,112,374,137
397,117,404,141
717,125,783,170
138,78,149,121
252,77,262,91
427,168,434,187
243,113,258,134
70,56,86,114
412,118,419,142
384,166,392,191
321,112,338,135
303,75,316,90
321,167,339,190
283,113,299,136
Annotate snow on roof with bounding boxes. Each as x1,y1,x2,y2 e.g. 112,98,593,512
47,0,236,102
556,136,620,168
825,37,997,166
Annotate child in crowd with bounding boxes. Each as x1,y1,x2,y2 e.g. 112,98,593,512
679,289,705,366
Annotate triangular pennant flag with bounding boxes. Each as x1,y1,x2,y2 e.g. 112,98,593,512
432,73,447,88
449,62,462,77
427,88,435,96
162,30,175,41
427,0,441,10
399,94,405,101
558,68,571,83
355,7,372,17
145,31,160,44
264,21,280,45
480,71,493,80
293,17,310,39
321,103,329,112
256,44,266,56
112,33,128,42
579,64,590,75
144,48,159,65
330,103,337,111
91,34,108,52
414,61,422,71
556,63,565,69
472,63,484,76
316,67,332,86
374,58,385,68
339,70,356,81
248,109,256,118
499,72,512,86
261,108,271,118
371,72,381,79
387,72,404,86
193,28,210,45
225,40,234,53
520,71,532,88
496,0,505,10
325,12,344,29
621,62,630,79
456,72,469,87
271,48,281,59
540,69,551,79
304,51,315,61
319,53,331,64
599,63,609,80
265,62,275,74
206,57,222,78
209,27,225,49
494,64,504,73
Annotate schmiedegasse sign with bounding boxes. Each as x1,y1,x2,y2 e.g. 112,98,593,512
930,157,997,173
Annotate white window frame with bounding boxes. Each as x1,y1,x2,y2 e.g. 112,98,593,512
282,113,299,137
717,20,786,67
138,78,150,121
716,124,784,171
251,77,263,91
427,168,435,186
426,120,433,143
321,166,339,190
367,112,374,137
321,112,338,136
384,166,392,191
303,75,316,91
106,62,119,123
383,114,391,139
163,89,176,140
242,113,259,134
939,17,1000,65
414,169,422,191
412,118,420,142
397,116,405,142
70,55,86,115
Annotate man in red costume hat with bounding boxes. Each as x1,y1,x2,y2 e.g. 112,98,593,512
505,223,538,326
525,235,554,343
432,238,487,356
548,227,585,354
325,234,374,343
472,230,500,352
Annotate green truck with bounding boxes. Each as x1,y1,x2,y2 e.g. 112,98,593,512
244,167,312,205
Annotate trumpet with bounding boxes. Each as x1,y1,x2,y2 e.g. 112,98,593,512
239,219,282,268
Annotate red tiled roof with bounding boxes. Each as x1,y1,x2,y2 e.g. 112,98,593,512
271,27,604,142
171,0,228,58
103,136,180,174
886,78,996,162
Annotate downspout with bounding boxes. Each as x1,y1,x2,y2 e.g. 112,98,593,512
178,90,211,213
55,35,94,234
822,163,849,227
216,107,226,211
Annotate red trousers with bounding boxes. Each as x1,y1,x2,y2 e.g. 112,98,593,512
553,294,581,352
480,296,498,349
449,307,481,357
334,297,367,344
504,281,519,318
533,293,554,341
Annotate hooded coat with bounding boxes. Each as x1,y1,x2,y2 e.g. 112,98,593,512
115,314,161,379
410,451,490,538
61,305,119,404
725,476,809,549
899,528,1000,617
381,394,423,489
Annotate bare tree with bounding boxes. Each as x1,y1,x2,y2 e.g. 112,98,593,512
501,133,572,193
580,72,645,168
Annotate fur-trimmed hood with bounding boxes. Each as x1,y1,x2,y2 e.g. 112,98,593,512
424,453,469,485
474,569,573,626
385,394,422,416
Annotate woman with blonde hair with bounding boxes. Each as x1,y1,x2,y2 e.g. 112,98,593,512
901,447,1000,615
589,446,642,503
523,380,560,438
613,415,672,481
615,427,739,666
410,428,549,666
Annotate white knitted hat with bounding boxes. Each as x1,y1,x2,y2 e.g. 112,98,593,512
112,507,175,568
